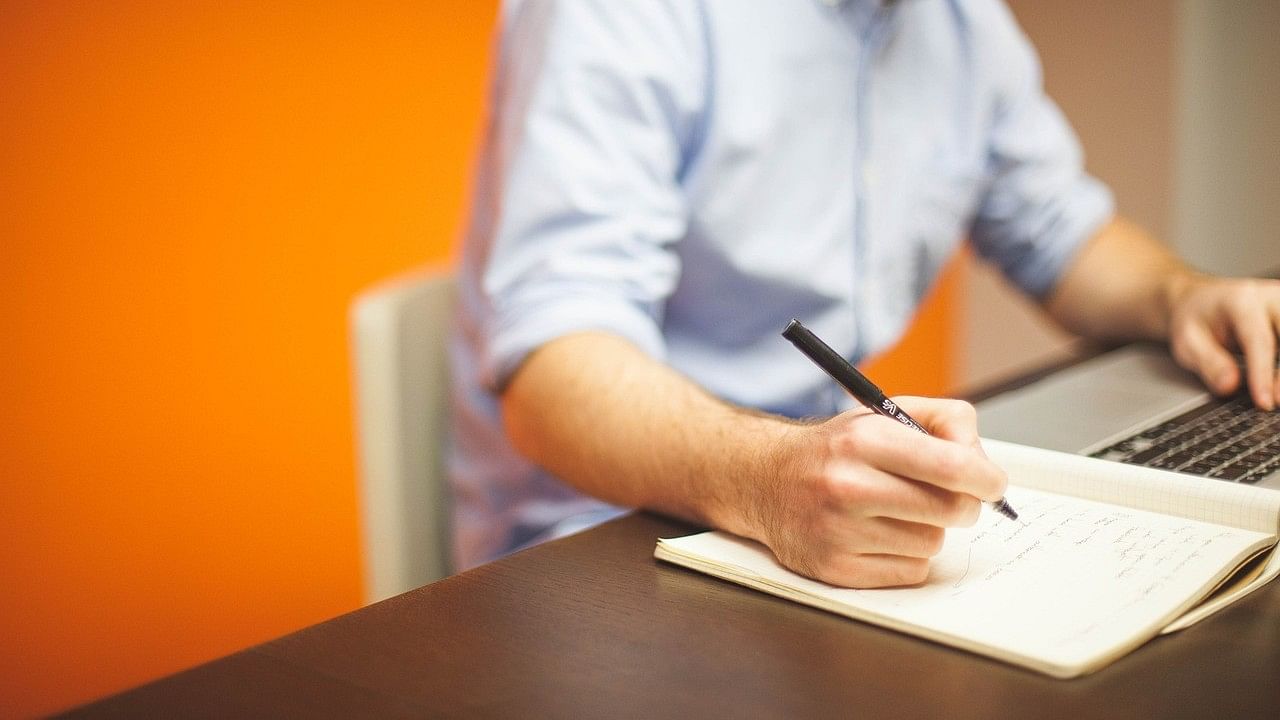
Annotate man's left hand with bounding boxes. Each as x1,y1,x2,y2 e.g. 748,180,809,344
1166,274,1280,410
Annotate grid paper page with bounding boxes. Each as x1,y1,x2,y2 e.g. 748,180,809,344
982,438,1280,534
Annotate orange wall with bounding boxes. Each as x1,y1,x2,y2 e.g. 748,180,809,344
0,2,496,716
0,2,957,716
861,254,963,399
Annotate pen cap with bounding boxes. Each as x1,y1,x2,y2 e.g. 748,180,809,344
781,319,884,403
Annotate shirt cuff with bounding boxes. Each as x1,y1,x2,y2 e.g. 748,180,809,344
483,292,667,391
1005,177,1115,299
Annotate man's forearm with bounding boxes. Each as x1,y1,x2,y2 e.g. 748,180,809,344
499,331,792,539
500,330,1009,587
1044,216,1197,341
1045,215,1280,408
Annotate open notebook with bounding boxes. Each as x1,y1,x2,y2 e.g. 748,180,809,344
655,439,1280,679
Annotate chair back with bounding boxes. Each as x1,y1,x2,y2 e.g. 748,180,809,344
350,269,454,603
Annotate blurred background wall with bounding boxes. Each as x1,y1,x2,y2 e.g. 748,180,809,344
2,2,1277,717
963,0,1280,391
1,2,495,716
1172,0,1280,277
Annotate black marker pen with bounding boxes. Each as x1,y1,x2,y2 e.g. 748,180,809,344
782,319,1018,522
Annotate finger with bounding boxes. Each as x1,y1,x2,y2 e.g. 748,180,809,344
1274,366,1280,410
813,553,931,589
1173,321,1239,396
889,478,983,528
1227,298,1277,410
848,419,1008,502
892,396,981,446
829,516,948,559
1272,299,1280,408
827,460,983,528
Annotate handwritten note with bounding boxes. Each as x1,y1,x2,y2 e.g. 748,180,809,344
657,486,1274,676
911,490,1252,659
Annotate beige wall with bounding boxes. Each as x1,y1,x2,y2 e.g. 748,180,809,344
1173,0,1280,276
961,1,1280,393
959,0,1178,392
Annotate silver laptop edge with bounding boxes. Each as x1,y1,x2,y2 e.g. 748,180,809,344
976,344,1280,489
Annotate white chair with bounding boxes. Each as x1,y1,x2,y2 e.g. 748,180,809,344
350,267,454,604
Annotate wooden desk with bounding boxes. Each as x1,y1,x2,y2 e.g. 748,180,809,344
68,510,1280,718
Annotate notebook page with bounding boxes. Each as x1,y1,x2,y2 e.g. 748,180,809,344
1160,547,1280,633
657,486,1274,678
982,439,1280,534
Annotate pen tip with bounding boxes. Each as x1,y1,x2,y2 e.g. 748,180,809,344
994,499,1019,522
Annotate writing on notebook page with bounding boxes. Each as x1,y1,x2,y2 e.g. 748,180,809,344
911,490,1247,648
656,439,1280,677
948,498,1218,594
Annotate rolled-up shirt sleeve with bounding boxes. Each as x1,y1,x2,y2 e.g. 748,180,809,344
476,0,705,390
968,9,1115,300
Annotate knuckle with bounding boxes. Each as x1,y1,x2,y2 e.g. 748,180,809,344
832,423,870,457
1228,290,1258,316
821,473,866,508
948,399,978,421
841,428,868,457
813,469,842,497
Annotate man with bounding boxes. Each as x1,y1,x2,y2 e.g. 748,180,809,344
447,0,1280,586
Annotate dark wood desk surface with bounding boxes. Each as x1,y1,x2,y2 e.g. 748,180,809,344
69,343,1280,718
69,510,1280,719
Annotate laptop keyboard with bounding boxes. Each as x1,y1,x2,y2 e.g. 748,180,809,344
1088,395,1280,483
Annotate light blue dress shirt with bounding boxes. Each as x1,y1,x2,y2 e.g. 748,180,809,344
447,0,1114,570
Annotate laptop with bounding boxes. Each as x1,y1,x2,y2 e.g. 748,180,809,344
975,344,1280,489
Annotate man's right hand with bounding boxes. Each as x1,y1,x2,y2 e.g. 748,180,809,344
745,396,1009,588
502,333,1007,590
